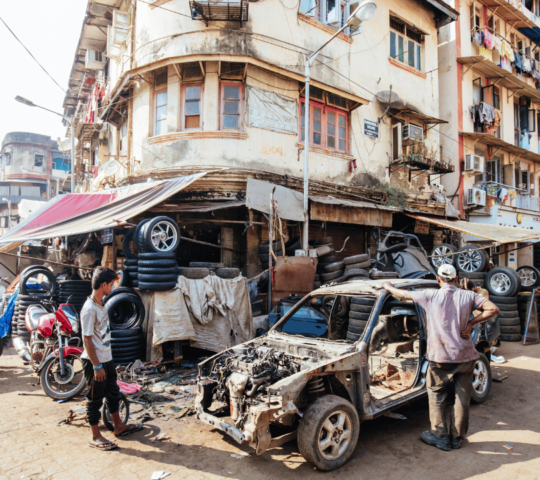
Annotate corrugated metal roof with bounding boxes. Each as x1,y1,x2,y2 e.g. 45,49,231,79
309,196,400,212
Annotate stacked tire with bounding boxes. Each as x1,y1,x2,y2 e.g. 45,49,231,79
104,287,146,365
58,280,92,315
342,254,370,282
347,296,375,343
123,230,139,288
134,217,181,291
490,295,521,342
310,238,334,287
259,239,283,271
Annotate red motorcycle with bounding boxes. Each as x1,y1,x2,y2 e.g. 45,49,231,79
25,298,86,400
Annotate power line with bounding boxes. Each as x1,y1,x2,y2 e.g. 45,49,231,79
0,15,67,94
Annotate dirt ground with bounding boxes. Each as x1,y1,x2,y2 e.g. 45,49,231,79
1,342,540,480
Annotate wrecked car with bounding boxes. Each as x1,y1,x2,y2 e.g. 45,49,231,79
196,279,499,471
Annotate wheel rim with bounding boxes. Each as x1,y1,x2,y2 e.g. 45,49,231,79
489,273,512,294
472,360,488,395
105,398,128,425
45,355,85,396
432,245,454,268
518,268,537,287
317,410,353,461
150,221,178,252
457,250,483,272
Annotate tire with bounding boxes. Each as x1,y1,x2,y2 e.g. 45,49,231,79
455,245,489,273
138,266,178,275
430,243,457,269
106,293,145,330
500,325,521,334
485,268,521,297
351,297,376,306
313,282,321,289
471,353,491,404
259,251,283,263
345,261,371,271
346,331,361,342
189,262,224,269
343,269,369,281
350,304,372,313
124,259,138,267
102,393,129,432
489,296,517,304
516,265,540,292
215,268,241,279
320,271,343,282
112,344,146,355
497,311,519,318
138,281,177,291
346,276,369,282
134,219,152,251
103,287,140,305
318,256,337,264
458,272,487,279
178,267,210,279
297,395,359,471
322,262,344,273
518,293,533,303
111,336,144,347
20,269,58,296
370,272,398,279
311,237,332,246
138,273,178,283
497,303,520,311
140,216,181,253
499,333,522,342
349,311,370,321
39,353,86,400
110,327,143,339
498,317,520,326
258,240,284,253
348,324,366,335
122,231,138,260
343,254,369,265
137,252,177,260
138,259,177,268
285,237,302,255
348,318,369,329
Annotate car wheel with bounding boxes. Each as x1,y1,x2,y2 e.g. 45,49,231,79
485,267,521,297
456,246,488,273
430,243,456,269
516,265,540,292
298,395,360,471
471,353,491,404
141,216,181,253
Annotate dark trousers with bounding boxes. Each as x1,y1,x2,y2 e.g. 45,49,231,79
426,360,476,440
83,360,121,426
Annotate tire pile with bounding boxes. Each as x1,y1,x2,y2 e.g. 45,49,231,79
310,237,338,286
104,287,146,365
122,230,139,288
132,216,181,291
58,280,92,315
258,237,302,271
490,295,521,342
180,263,241,280
343,254,371,281
347,296,375,342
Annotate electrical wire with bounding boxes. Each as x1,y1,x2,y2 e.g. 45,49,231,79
0,15,67,94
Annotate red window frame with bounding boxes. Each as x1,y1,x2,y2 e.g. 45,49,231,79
153,88,167,136
299,98,349,154
220,82,245,131
181,83,204,130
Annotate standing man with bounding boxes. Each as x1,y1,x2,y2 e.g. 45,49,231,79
382,264,499,451
81,266,143,451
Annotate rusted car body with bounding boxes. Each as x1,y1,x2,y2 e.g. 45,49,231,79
195,279,498,471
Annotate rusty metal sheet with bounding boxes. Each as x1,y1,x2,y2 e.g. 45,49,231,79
310,197,395,227
407,214,540,244
246,178,305,221
272,256,317,308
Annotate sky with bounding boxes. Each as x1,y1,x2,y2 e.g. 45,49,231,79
0,1,87,146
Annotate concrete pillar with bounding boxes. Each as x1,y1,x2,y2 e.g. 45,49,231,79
167,65,180,133
204,62,219,131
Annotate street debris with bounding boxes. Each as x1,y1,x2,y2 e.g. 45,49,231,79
152,433,171,442
493,371,509,383
491,355,506,363
502,444,514,450
151,472,170,479
383,412,407,420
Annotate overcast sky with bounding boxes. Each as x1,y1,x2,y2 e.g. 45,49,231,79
0,1,87,146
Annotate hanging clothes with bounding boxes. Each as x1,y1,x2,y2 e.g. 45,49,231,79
500,56,512,72
494,108,502,127
483,28,495,50
501,41,515,62
478,102,495,125
85,82,100,124
480,46,493,62
492,46,501,65
523,57,532,73
514,51,524,73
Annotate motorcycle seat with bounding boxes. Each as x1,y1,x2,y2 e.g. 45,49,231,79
26,305,48,331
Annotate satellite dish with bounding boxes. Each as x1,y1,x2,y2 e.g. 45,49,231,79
58,137,78,153
375,90,403,108
98,160,122,177
89,3,108,15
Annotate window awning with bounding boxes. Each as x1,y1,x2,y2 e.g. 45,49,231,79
0,173,208,244
475,0,539,30
460,132,540,163
407,214,540,244
390,107,448,126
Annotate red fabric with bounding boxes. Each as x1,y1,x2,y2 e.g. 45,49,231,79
117,381,142,395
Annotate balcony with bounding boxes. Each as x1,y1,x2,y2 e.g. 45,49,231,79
461,131,540,162
475,0,540,31
189,0,249,25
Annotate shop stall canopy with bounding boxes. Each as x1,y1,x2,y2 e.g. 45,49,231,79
0,173,208,245
408,214,540,244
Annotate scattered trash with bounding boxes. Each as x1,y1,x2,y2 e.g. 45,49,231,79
231,453,247,459
383,412,407,420
151,472,170,480
502,444,514,450
57,399,68,404
491,355,505,364
493,372,509,383
152,433,171,442
118,380,143,395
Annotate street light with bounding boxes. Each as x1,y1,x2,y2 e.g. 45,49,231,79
15,96,75,194
301,0,377,251
2,198,11,229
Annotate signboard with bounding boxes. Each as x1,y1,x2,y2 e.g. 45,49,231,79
101,228,113,244
247,87,298,135
414,220,431,235
364,119,379,139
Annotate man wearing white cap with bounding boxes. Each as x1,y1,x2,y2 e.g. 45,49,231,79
382,264,499,451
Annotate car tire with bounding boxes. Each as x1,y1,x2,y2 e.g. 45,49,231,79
497,303,520,311
178,267,210,279
285,237,302,255
485,267,521,297
344,261,371,271
500,325,521,334
140,216,181,253
189,262,224,269
138,281,177,291
351,297,376,306
320,271,343,282
471,353,491,404
110,327,143,339
104,287,140,304
138,266,178,275
348,311,370,321
322,262,344,273
318,256,337,264
430,243,457,269
348,318,369,329
137,252,177,260
498,317,520,326
215,268,241,279
258,240,284,253
297,395,360,471
350,304,372,313
122,231,138,260
343,254,369,265
496,310,519,318
347,324,366,335
138,259,177,268
106,293,145,330
124,259,138,267
346,331,361,342
343,269,369,281
489,296,517,304
138,273,178,283
499,333,522,342
455,245,489,274
516,265,540,292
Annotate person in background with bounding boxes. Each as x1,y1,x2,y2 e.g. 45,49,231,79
382,264,499,451
463,279,489,301
81,266,143,451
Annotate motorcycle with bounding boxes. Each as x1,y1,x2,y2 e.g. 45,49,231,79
25,297,86,400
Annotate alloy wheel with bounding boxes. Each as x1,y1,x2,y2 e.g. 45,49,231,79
457,250,483,272
150,221,178,252
488,272,512,294
518,267,538,287
317,411,353,461
432,245,454,268
472,359,488,395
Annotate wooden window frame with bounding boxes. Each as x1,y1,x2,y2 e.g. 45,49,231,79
34,154,44,167
389,16,423,72
153,88,167,136
298,98,349,154
219,82,245,131
181,83,204,131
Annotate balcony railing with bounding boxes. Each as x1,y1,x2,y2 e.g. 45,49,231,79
481,181,539,211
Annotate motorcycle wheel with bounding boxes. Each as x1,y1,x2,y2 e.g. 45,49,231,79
39,353,86,400
102,393,130,432
30,342,47,372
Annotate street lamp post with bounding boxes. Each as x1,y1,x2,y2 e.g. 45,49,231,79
2,198,12,229
301,0,377,251
14,96,75,194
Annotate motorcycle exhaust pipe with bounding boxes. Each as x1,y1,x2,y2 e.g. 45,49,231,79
13,337,31,363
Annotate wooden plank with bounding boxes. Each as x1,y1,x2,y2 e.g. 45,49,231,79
310,203,393,228
221,227,234,267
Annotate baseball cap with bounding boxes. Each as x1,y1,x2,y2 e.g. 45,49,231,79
437,264,457,281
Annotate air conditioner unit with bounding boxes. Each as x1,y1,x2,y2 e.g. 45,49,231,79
85,50,106,70
402,124,423,144
465,154,484,174
467,188,486,207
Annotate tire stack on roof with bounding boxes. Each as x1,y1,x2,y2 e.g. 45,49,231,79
134,216,181,291
347,297,375,342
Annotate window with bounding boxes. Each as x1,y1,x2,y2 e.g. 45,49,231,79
182,62,203,82
183,85,202,130
107,10,130,60
220,84,244,130
4,153,10,166
299,0,361,34
300,99,348,153
154,90,167,135
390,16,423,71
119,120,128,154
34,154,44,167
485,157,502,183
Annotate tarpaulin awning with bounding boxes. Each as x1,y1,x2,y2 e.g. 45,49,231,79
407,214,540,244
0,173,208,244
150,200,245,213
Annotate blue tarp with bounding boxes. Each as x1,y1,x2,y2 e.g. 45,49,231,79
0,289,18,338
519,27,540,48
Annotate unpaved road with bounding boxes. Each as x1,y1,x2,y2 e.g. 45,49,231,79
1,342,540,480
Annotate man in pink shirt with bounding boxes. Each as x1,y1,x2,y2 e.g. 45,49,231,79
382,265,499,451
